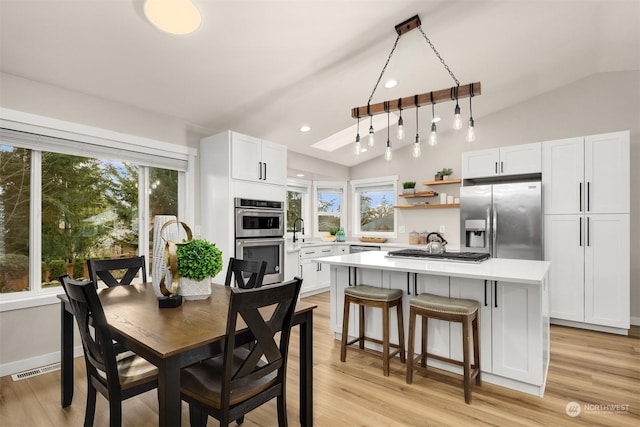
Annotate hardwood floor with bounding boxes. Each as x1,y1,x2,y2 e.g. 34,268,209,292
1,291,638,426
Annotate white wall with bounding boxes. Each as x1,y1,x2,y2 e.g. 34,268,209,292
351,71,640,321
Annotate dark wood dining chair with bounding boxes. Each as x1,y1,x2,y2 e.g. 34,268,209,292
87,255,147,287
59,275,158,427
224,257,267,289
180,277,303,427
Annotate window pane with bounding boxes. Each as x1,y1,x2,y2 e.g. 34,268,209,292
41,153,139,287
286,190,302,232
359,190,394,232
317,190,341,232
0,145,31,293
148,167,178,274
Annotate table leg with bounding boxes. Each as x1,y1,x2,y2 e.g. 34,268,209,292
158,356,182,427
60,301,74,408
299,311,313,426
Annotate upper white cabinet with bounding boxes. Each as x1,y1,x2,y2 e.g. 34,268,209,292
542,131,630,214
231,133,287,185
462,142,541,179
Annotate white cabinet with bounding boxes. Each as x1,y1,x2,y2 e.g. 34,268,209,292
462,142,541,179
230,132,287,185
543,131,630,332
299,245,334,295
542,131,630,214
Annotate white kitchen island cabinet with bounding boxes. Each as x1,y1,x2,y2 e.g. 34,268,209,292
318,251,551,397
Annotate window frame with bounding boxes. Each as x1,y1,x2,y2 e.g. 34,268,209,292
313,181,347,237
0,108,196,311
286,178,311,239
351,175,398,238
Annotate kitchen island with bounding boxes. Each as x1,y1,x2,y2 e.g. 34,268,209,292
316,251,551,397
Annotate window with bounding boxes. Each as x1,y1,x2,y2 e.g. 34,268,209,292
351,176,397,237
314,181,347,236
286,178,310,236
0,120,193,307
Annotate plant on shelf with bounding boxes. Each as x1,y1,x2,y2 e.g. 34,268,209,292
440,168,453,180
402,181,417,194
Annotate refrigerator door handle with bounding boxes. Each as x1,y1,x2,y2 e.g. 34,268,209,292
492,205,498,257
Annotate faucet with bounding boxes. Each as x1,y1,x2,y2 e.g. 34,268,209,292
293,218,304,243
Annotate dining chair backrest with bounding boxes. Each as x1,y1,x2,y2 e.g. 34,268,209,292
222,277,302,416
87,255,147,287
224,257,267,289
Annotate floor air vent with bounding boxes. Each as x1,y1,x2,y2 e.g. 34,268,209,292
11,362,61,381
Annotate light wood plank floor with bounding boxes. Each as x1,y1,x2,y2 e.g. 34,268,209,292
1,291,639,426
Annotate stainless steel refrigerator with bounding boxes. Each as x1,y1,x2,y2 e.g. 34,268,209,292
460,181,543,260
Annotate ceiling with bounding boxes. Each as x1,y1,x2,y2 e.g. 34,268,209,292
1,0,639,167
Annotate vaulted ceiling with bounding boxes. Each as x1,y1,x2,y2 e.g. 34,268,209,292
1,0,639,166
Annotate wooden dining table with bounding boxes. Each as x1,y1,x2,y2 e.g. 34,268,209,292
58,283,317,426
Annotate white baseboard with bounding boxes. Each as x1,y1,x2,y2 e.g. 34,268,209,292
630,316,640,326
0,346,83,377
551,318,629,335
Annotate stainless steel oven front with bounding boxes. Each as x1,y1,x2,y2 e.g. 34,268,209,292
235,237,285,285
234,198,284,238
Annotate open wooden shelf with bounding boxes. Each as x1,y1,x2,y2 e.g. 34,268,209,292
422,178,461,186
399,191,437,198
394,203,460,209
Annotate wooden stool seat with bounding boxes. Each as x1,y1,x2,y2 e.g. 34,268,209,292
406,293,481,404
341,285,405,376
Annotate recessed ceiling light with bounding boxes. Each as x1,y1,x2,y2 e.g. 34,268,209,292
296,173,305,177
432,117,441,123
384,80,398,89
300,125,311,133
360,147,368,153
144,0,202,35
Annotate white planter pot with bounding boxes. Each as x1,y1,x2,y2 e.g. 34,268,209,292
178,277,212,300
403,188,415,195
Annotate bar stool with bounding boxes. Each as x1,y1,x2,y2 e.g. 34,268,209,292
406,293,481,404
340,285,405,376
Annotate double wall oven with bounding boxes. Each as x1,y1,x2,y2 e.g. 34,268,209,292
234,198,285,284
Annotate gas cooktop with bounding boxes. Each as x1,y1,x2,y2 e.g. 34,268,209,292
385,249,490,263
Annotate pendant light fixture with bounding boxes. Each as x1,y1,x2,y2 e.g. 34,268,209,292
384,102,392,161
396,98,405,140
354,116,362,155
367,105,375,147
428,92,438,147
351,14,481,158
466,83,476,143
452,86,463,130
412,95,422,158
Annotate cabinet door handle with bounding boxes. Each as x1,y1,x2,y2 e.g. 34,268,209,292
494,281,498,308
501,161,504,173
587,182,590,211
579,182,583,212
484,280,488,306
495,162,498,174
587,217,590,247
263,162,267,180
413,273,418,296
258,161,263,180
579,217,583,246
407,272,411,295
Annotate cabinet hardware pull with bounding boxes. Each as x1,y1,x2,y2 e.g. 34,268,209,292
406,272,411,295
494,281,498,308
484,280,488,306
587,182,590,211
501,161,504,173
587,217,590,247
413,273,418,296
579,182,583,212
579,217,583,246
495,162,498,174
258,161,263,180
263,162,267,180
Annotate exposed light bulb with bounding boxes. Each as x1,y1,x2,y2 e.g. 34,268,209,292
368,124,375,147
397,116,405,141
429,122,438,147
384,144,392,161
412,142,422,158
354,134,361,155
453,103,462,130
466,117,476,142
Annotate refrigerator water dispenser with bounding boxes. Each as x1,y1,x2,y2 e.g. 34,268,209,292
465,219,486,248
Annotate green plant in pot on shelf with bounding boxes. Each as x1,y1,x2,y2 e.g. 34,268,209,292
440,168,453,180
176,238,223,300
402,181,417,194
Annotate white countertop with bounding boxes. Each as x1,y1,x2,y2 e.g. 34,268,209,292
287,240,460,253
314,251,550,285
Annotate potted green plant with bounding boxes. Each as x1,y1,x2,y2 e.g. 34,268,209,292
402,181,417,194
176,238,223,300
440,168,453,180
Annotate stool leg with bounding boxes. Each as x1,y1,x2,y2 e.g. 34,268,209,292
421,316,428,368
382,302,390,376
396,300,406,363
473,315,481,386
406,306,416,384
462,315,472,404
359,305,365,349
340,296,351,362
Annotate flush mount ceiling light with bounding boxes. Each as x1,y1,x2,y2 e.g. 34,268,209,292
300,125,311,133
144,0,202,35
352,14,481,157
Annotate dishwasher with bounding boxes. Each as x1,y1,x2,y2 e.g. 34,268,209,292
349,245,381,253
